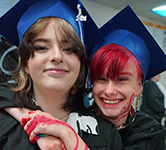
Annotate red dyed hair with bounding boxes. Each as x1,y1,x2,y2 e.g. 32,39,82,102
90,44,143,83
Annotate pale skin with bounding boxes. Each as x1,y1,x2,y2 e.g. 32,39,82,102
5,108,66,150
4,51,142,148
21,110,87,150
92,58,143,128
5,108,88,150
4,48,143,148
26,21,80,118
4,19,89,150
4,57,142,148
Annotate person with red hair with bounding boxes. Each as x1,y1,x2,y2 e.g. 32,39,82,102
89,6,166,150
90,43,144,128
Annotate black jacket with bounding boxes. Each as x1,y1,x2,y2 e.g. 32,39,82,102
141,80,165,123
0,83,122,150
119,111,166,150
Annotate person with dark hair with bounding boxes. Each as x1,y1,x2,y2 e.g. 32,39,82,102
0,0,122,149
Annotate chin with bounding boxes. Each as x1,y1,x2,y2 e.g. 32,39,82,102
101,109,116,118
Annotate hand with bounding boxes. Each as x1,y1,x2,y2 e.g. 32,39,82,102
21,110,42,128
21,110,89,150
37,136,66,150
20,110,66,150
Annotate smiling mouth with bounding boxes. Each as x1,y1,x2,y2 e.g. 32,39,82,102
45,68,69,74
101,98,122,105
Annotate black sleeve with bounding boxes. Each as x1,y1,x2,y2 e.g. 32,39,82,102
0,83,16,109
0,109,39,150
143,81,165,112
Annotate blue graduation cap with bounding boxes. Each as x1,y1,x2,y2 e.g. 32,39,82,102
90,5,166,81
0,0,102,53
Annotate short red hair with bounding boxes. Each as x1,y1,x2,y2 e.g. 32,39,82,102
90,44,143,83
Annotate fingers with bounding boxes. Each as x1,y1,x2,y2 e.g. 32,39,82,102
28,125,44,143
21,111,68,144
20,110,41,127
62,146,67,150
28,121,47,143
20,115,31,127
24,115,42,136
28,110,41,115
32,134,47,144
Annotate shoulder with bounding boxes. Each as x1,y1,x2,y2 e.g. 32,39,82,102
143,80,158,89
0,109,39,149
129,111,165,135
120,111,166,149
0,82,13,96
0,83,16,109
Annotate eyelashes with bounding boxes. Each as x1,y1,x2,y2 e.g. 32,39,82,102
32,44,73,53
97,76,128,83
33,45,48,51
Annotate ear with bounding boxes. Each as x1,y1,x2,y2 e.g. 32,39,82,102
25,66,29,74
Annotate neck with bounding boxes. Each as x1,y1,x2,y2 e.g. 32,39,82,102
109,111,128,128
33,86,70,121
96,108,128,128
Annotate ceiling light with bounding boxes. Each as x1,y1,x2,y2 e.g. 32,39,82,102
152,5,166,17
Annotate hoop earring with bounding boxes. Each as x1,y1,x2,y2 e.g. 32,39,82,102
135,93,142,111
129,105,135,116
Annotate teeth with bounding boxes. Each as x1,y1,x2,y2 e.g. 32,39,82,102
103,99,119,104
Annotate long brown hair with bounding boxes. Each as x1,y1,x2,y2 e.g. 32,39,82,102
11,17,89,111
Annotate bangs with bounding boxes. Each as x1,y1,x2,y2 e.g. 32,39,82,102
25,17,75,46
21,16,82,56
90,44,137,83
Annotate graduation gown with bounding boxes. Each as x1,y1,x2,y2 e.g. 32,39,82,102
141,80,165,123
119,111,166,150
0,83,122,150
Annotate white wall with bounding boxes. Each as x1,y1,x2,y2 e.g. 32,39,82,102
160,71,166,89
81,0,166,89
81,0,118,28
0,0,19,17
